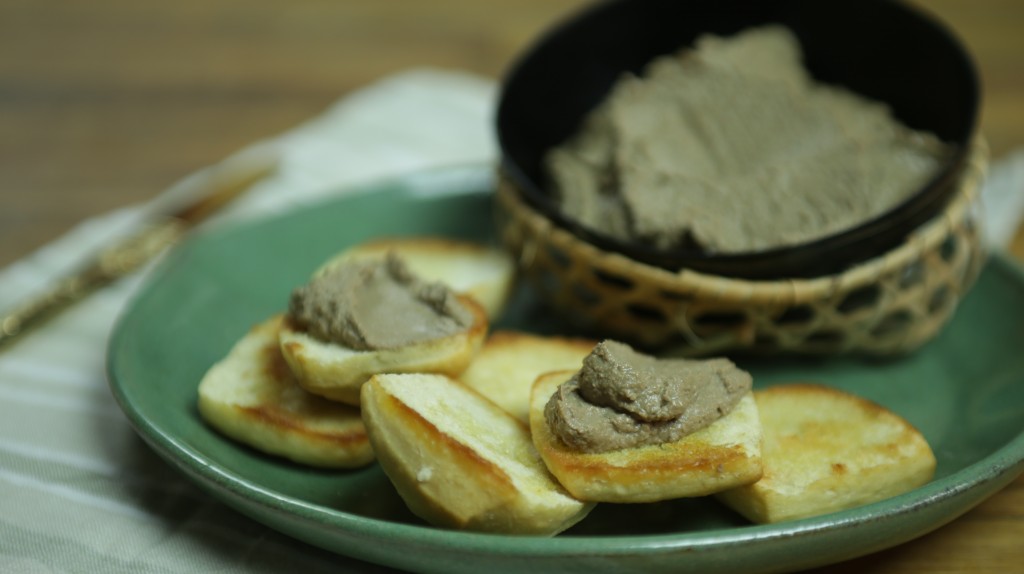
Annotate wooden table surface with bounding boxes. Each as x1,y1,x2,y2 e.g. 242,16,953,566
1,1,1021,572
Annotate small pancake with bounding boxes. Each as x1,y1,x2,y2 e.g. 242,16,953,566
315,236,516,321
279,294,488,406
530,370,763,503
361,372,593,535
197,315,374,468
459,330,596,422
716,383,936,523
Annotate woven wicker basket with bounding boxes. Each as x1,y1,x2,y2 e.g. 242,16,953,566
495,139,989,356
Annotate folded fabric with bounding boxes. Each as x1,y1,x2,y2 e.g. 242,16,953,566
0,68,495,574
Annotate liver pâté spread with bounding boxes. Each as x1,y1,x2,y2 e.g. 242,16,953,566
544,340,752,452
545,25,951,254
287,253,473,350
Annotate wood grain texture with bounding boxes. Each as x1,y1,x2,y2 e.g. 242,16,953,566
0,0,592,267
0,1,1021,571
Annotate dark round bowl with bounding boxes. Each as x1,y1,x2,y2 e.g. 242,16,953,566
496,0,979,280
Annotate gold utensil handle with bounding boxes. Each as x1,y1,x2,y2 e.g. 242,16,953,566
0,219,183,349
0,145,277,351
0,144,278,351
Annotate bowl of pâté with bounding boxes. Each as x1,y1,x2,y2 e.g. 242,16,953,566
494,0,984,355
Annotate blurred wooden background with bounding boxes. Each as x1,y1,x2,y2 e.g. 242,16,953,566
1,0,1022,268
0,1,1022,572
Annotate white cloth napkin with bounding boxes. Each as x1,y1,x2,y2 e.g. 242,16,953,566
0,68,495,574
1,66,1023,574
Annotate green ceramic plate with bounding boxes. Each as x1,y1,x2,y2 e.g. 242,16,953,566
108,166,1024,574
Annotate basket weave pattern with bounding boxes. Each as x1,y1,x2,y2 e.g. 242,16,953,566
496,140,988,356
